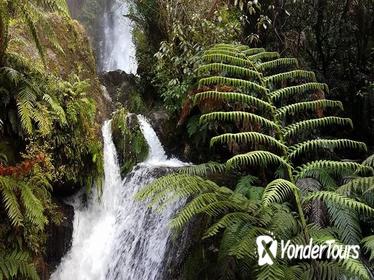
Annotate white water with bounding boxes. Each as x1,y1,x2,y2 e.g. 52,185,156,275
100,0,138,73
52,117,186,280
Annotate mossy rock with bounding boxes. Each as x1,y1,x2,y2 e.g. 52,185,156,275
111,108,149,176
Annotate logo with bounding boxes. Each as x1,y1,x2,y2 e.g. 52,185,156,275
256,235,360,266
256,235,278,266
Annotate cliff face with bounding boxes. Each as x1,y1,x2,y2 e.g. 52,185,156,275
8,13,110,123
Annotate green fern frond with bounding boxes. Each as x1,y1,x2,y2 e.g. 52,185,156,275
227,150,292,170
283,117,353,139
257,58,298,72
0,250,39,280
338,257,370,280
197,63,262,80
20,184,47,230
276,100,343,118
295,161,373,180
198,76,268,96
0,177,24,227
204,49,246,58
242,48,265,55
363,154,374,168
304,191,374,215
362,235,374,261
179,162,227,177
337,177,374,195
200,111,278,130
264,70,316,85
192,91,274,113
292,261,342,280
210,132,287,153
269,82,329,102
247,51,280,62
262,179,299,206
288,139,367,159
202,54,253,68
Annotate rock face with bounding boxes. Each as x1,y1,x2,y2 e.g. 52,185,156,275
44,201,74,277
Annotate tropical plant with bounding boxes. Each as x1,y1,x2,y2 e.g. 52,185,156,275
138,44,374,279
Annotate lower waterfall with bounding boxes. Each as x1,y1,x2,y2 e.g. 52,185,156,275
51,116,186,280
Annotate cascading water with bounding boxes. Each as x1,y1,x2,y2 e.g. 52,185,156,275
100,0,137,73
52,117,187,280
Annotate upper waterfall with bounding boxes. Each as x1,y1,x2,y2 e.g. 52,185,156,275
100,0,138,73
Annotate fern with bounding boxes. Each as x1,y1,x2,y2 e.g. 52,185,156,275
304,191,374,215
257,58,298,72
269,82,329,102
264,70,316,85
197,63,262,80
200,111,278,130
192,91,274,113
202,54,253,68
337,176,374,195
0,250,39,280
283,117,353,139
227,150,292,170
262,179,299,206
210,132,287,153
247,51,280,62
276,100,343,118
242,48,266,55
198,76,268,96
288,139,367,159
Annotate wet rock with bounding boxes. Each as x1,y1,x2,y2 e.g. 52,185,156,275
45,201,74,274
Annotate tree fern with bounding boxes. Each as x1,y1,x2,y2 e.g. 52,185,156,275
210,132,287,153
276,100,343,118
192,91,274,113
288,139,367,160
200,111,278,130
197,63,262,80
201,54,254,68
227,150,292,170
262,179,299,206
257,58,298,72
198,76,268,96
283,117,353,139
264,70,317,85
247,51,280,62
269,82,329,102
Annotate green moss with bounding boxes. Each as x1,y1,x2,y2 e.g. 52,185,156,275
111,108,149,176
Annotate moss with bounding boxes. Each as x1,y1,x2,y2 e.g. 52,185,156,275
111,108,149,176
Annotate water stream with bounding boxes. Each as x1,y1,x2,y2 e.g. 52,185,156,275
52,118,186,280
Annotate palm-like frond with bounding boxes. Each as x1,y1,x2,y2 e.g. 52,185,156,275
0,250,39,280
197,63,262,80
269,82,328,102
264,70,316,85
198,76,268,96
257,58,298,72
210,132,287,153
202,54,253,68
200,111,277,130
262,179,299,206
276,100,343,118
227,150,292,170
288,139,367,159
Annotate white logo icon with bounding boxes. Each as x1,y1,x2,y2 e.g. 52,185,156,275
256,235,278,266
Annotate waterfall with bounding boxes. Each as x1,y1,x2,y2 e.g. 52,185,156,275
100,0,138,73
51,117,187,280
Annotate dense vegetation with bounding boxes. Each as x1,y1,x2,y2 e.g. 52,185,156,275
0,1,103,278
138,44,374,279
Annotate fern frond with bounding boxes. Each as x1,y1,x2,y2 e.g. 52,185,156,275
363,154,374,168
227,151,292,170
288,139,367,159
262,179,299,206
269,82,329,102
197,63,262,80
257,58,298,72
20,184,47,230
276,100,343,118
247,51,280,62
192,91,274,113
295,161,373,180
202,54,253,68
264,70,316,85
210,132,287,153
362,235,374,261
0,250,39,280
337,177,374,195
283,117,353,139
242,48,265,55
304,191,374,215
0,177,24,227
200,111,278,130
204,49,246,58
198,76,268,96
179,162,227,177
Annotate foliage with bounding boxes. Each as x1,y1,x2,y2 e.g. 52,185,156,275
138,44,374,279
